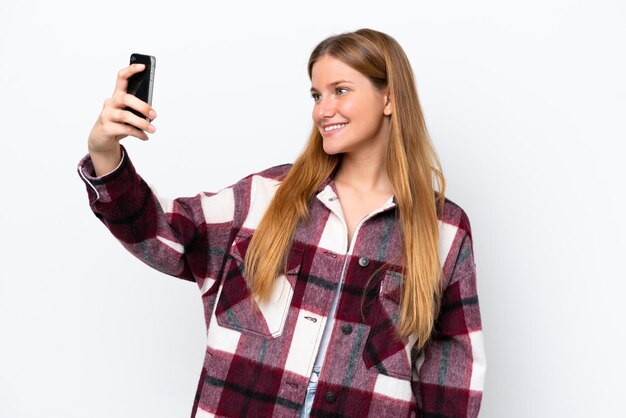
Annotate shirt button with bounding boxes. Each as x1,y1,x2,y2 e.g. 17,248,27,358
325,391,337,404
341,324,353,335
358,257,369,267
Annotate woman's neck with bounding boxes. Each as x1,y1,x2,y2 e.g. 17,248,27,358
334,152,393,195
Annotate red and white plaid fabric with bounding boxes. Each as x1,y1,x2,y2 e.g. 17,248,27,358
78,148,485,417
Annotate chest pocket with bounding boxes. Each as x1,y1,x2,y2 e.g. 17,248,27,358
363,269,413,380
215,233,303,339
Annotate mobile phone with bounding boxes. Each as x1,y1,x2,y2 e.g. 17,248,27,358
126,53,156,121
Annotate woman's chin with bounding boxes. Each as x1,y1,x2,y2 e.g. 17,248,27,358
322,141,344,156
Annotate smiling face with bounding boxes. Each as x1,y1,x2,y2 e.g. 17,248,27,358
310,55,392,158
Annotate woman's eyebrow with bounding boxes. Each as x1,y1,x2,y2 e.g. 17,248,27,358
310,80,355,92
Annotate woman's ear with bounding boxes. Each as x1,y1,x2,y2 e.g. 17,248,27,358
383,91,392,116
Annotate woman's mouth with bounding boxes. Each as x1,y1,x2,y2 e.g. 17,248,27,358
322,123,348,135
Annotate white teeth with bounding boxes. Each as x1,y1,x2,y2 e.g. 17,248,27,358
324,123,346,132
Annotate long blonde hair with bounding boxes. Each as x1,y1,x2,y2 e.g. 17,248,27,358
245,29,445,348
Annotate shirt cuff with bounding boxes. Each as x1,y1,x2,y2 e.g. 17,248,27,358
77,146,134,204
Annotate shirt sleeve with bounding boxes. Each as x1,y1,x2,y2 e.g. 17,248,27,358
413,231,486,418
77,147,242,293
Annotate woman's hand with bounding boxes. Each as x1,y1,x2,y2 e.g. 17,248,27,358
87,63,157,176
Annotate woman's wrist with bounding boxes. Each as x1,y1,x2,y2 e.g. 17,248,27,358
89,144,122,177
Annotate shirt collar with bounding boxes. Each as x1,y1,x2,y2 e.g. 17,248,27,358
315,176,397,217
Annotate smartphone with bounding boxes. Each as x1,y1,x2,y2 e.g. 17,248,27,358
126,53,156,121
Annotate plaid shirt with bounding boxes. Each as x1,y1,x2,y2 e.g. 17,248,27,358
78,149,485,418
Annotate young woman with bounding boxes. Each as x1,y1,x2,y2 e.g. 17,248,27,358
79,28,485,418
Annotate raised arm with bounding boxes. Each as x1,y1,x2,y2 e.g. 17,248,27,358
79,64,239,291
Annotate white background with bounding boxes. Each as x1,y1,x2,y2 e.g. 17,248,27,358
1,1,624,417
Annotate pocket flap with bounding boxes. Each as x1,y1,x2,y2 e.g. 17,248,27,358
229,233,303,276
216,233,303,339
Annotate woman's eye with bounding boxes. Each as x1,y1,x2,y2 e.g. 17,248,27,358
336,87,348,95
311,92,321,101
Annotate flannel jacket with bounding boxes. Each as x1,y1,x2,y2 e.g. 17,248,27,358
78,149,485,418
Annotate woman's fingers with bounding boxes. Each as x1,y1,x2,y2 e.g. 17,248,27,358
118,122,150,141
115,93,157,121
101,119,150,142
110,107,155,132
104,94,156,128
91,97,155,148
113,63,145,96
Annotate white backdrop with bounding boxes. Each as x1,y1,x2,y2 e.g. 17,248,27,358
1,1,624,417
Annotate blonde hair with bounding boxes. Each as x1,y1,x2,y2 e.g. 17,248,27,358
245,29,445,348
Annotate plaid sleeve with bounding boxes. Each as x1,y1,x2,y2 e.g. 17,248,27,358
413,232,486,418
77,147,240,292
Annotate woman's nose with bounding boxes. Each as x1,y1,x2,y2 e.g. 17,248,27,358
317,97,336,119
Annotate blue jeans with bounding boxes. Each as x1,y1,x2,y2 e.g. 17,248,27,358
299,366,321,417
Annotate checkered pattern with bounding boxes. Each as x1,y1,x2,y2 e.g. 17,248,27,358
78,148,485,418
